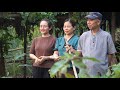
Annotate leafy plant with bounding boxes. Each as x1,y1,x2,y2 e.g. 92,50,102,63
49,50,120,78
100,63,120,78
3,53,26,78
49,52,99,78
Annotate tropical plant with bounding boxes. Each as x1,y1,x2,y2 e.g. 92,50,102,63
49,52,100,78
2,53,25,78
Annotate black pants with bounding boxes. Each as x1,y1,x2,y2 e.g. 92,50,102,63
57,67,79,78
32,66,50,78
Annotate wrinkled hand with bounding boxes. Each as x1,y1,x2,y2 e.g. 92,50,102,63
65,45,74,53
65,44,71,52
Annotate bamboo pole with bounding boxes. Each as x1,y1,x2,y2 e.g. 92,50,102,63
65,40,78,78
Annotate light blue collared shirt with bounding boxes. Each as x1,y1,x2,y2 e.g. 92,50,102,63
77,29,117,76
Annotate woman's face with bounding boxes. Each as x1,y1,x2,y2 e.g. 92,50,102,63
63,21,75,35
40,21,51,35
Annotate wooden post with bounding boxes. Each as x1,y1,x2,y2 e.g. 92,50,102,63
0,42,6,77
65,40,78,78
23,26,27,78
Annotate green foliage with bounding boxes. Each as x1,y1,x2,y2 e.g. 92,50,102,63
4,27,24,62
0,12,88,78
2,12,110,78
49,52,100,78
4,53,25,78
1,12,88,55
49,57,69,78
69,12,88,36
30,25,41,39
115,28,120,62
0,26,16,55
110,63,120,78
18,63,32,77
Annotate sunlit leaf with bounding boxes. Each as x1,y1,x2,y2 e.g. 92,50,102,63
65,73,75,78
49,59,68,78
78,68,90,78
73,60,86,69
64,53,73,59
60,64,69,74
83,57,100,62
18,64,32,67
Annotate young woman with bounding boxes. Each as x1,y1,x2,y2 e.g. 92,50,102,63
29,19,56,78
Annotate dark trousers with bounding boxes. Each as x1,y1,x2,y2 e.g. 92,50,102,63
32,66,50,78
57,67,79,78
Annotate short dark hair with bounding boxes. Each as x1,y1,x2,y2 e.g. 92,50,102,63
64,18,76,27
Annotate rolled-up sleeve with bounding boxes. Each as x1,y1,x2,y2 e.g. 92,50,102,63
107,34,117,54
77,36,82,52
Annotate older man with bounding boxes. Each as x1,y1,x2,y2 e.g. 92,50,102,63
77,12,117,77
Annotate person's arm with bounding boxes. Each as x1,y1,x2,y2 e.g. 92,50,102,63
108,54,117,66
49,38,59,61
29,54,38,61
77,36,83,57
39,51,59,61
107,34,117,66
50,51,59,61
77,50,83,57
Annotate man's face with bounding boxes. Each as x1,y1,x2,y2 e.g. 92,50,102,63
87,19,100,30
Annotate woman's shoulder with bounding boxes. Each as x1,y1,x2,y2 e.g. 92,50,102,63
50,35,56,41
32,36,42,42
50,35,56,38
74,34,79,38
55,36,64,42
34,36,42,40
57,36,64,39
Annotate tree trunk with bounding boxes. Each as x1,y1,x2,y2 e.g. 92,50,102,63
111,12,116,42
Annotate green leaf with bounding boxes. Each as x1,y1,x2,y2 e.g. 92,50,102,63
83,57,100,62
14,53,26,60
73,60,87,69
60,64,69,74
49,59,68,78
18,64,32,67
65,73,75,78
64,53,73,59
78,68,90,78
